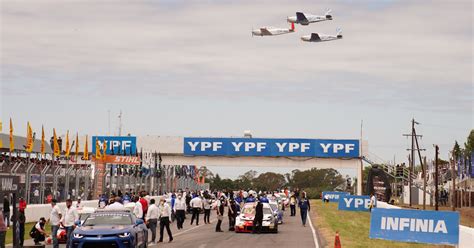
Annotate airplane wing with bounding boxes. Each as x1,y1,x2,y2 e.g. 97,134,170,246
260,28,273,35
296,12,308,22
310,33,321,42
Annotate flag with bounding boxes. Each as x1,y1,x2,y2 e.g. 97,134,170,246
75,133,79,159
40,125,45,155
65,130,70,158
95,138,102,159
84,135,89,160
26,122,34,152
102,139,107,160
53,128,60,156
9,118,14,152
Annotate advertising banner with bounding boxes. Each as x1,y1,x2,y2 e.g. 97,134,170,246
338,195,372,211
92,136,136,155
92,155,141,165
183,137,359,158
322,191,350,202
369,208,459,245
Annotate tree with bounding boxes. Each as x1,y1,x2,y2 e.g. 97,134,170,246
464,130,474,155
253,172,286,191
453,141,462,159
198,166,214,180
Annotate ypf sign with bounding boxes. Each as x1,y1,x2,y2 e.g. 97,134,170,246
183,137,360,158
92,136,136,155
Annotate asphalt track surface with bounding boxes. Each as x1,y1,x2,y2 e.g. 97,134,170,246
13,208,317,248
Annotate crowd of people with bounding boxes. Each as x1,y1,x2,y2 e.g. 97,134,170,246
0,187,314,247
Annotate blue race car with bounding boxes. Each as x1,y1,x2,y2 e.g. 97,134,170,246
71,210,148,248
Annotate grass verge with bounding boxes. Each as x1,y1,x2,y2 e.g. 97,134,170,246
309,200,452,248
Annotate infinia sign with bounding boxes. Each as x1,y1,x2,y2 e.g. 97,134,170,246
183,138,359,158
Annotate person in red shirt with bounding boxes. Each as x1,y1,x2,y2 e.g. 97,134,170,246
139,191,148,220
19,197,27,213
46,194,53,204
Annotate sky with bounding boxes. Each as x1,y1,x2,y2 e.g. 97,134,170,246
1,0,472,179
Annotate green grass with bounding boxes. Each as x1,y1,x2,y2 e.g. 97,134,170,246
310,200,452,248
5,222,52,245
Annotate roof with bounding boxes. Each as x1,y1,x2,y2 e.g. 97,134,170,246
0,133,53,153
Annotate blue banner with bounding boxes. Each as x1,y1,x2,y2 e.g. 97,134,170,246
370,208,459,245
92,136,137,155
338,195,372,211
183,137,359,158
322,191,350,202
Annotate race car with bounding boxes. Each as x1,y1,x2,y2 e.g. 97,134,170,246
57,207,95,244
235,202,278,233
71,209,148,248
269,201,283,224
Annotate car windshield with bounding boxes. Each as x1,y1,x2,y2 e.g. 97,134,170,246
79,213,90,221
242,206,255,215
263,207,273,215
83,213,132,226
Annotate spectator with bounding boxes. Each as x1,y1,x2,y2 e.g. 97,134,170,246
30,217,48,245
158,198,173,243
298,192,310,227
369,193,377,212
49,199,62,248
202,195,212,224
139,192,148,220
2,196,9,228
252,200,263,234
215,196,225,232
18,210,26,247
106,197,124,210
133,196,143,219
61,199,79,248
189,195,202,226
228,199,238,231
146,199,159,244
19,197,27,213
173,193,186,230
290,194,297,216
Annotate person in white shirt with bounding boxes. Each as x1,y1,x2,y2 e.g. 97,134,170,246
146,199,159,244
189,195,202,226
106,197,125,210
158,198,173,243
173,194,186,230
49,199,62,248
202,195,212,224
60,199,79,248
369,193,377,212
133,196,143,219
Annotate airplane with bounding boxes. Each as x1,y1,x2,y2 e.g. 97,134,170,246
252,22,295,36
287,9,332,25
301,28,343,42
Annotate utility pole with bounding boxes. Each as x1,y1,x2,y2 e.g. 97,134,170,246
434,145,439,211
403,118,423,207
451,151,456,211
118,110,122,136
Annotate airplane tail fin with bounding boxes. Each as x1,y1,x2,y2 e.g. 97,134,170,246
336,27,342,38
325,8,333,19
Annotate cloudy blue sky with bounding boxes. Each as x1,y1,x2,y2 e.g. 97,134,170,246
1,0,472,178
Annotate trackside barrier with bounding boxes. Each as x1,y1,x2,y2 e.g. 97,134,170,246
16,196,163,223
377,201,474,248
338,195,372,211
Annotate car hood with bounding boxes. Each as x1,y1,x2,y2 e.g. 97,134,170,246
75,225,133,235
239,213,273,221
